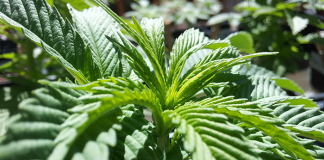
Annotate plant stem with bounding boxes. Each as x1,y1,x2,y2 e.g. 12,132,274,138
157,133,168,152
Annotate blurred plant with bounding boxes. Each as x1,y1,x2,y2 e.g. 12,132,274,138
0,23,72,109
126,0,221,26
207,0,324,75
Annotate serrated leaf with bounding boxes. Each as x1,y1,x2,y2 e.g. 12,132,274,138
140,17,166,75
167,29,229,86
244,128,324,160
44,77,164,135
111,105,160,159
214,106,314,160
92,0,167,95
268,103,324,143
205,73,287,101
181,46,241,77
175,52,277,107
0,84,86,159
105,28,164,97
0,0,99,83
233,64,304,95
69,6,131,78
172,104,260,160
285,10,309,35
225,31,255,54
256,96,318,108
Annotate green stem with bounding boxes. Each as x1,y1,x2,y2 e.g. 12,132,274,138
156,111,176,152
157,133,168,152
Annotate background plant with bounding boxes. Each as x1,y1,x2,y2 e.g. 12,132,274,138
126,0,222,26
208,0,324,75
0,0,324,160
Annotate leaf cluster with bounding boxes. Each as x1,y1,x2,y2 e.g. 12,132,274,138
1,0,324,160
207,0,324,75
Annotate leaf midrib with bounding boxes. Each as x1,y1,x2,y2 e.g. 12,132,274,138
81,13,104,78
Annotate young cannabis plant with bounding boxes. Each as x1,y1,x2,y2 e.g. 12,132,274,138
1,0,324,159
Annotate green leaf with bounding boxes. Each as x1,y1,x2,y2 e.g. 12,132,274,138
42,77,164,135
92,0,167,94
256,96,318,108
55,0,96,11
47,102,121,160
105,28,164,97
205,73,287,101
244,128,324,160
0,84,85,159
0,52,15,59
298,33,324,45
267,103,324,143
0,0,97,83
207,12,242,26
214,106,314,160
111,105,161,159
69,6,131,78
181,46,241,77
285,10,309,35
168,29,229,86
225,31,255,54
234,1,260,11
284,9,324,35
46,0,54,5
0,78,161,160
276,2,298,10
0,109,9,136
299,13,324,29
175,52,277,107
172,104,260,160
271,78,304,95
140,17,166,75
253,6,282,17
162,140,189,160
234,64,304,95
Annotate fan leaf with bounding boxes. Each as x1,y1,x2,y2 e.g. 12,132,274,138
268,103,324,143
172,104,260,160
0,0,99,83
0,83,86,159
69,6,131,79
214,105,314,160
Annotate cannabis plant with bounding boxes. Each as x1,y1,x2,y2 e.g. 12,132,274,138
1,0,324,160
